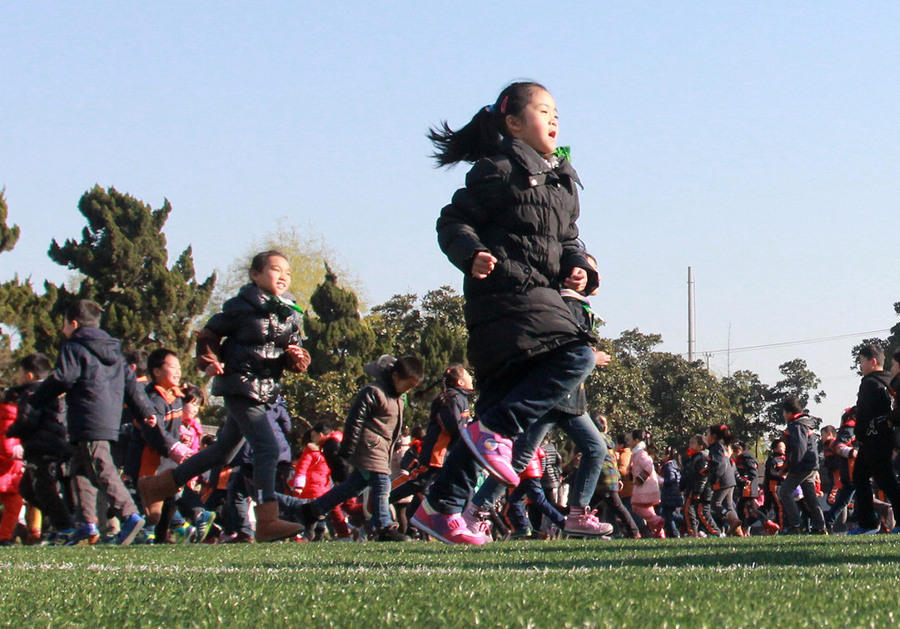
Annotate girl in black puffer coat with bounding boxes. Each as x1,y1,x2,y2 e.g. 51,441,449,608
412,81,600,545
139,251,312,542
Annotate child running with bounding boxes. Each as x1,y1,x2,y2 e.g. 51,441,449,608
139,251,311,542
411,81,600,544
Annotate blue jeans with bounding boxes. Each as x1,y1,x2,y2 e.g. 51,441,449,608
314,469,392,530
427,343,595,514
174,396,278,503
506,477,564,533
472,409,606,510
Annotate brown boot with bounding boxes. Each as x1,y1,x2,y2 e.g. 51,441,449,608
254,500,303,543
137,470,178,525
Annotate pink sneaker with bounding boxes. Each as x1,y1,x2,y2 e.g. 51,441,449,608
563,507,614,537
461,420,519,487
461,504,493,544
410,501,487,546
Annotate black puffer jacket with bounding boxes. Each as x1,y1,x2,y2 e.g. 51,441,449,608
29,327,156,442
7,382,71,460
707,441,736,490
436,138,598,381
198,284,304,404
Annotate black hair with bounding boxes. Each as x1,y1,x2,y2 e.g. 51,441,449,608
249,250,288,279
181,382,206,407
428,81,549,167
707,423,734,445
733,441,748,451
65,299,102,328
820,425,837,438
392,355,425,383
631,427,655,455
147,348,178,380
689,434,707,451
442,364,467,389
20,353,52,380
859,343,884,364
311,420,333,435
662,445,681,466
124,349,148,378
770,438,785,451
301,428,313,447
411,425,426,440
780,396,803,416
201,434,216,448
615,433,628,447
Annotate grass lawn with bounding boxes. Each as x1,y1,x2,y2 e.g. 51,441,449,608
0,535,899,628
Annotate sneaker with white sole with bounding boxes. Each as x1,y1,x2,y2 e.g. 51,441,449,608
194,510,216,543
461,504,493,544
563,507,614,537
460,420,519,487
63,522,101,546
410,501,487,546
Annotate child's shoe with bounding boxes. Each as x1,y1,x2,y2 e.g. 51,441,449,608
374,525,411,542
461,503,493,544
410,501,487,545
762,520,781,535
563,506,614,537
172,523,197,544
194,510,216,543
63,522,100,546
117,513,146,546
460,420,519,487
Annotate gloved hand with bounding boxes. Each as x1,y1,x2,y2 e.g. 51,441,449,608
168,442,192,464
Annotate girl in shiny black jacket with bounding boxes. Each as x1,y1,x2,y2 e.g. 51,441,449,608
139,251,311,542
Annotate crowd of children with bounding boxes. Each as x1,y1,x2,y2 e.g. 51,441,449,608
3,81,900,547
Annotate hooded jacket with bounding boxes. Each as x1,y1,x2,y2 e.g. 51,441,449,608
29,327,155,443
782,412,819,474
436,138,598,382
339,356,405,475
7,382,70,460
197,283,304,404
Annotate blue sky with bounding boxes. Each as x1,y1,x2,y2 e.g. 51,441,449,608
2,3,898,424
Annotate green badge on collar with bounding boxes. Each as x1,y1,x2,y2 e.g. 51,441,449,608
553,146,571,162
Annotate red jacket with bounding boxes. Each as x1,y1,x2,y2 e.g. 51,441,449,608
521,447,545,480
293,444,332,499
0,403,24,494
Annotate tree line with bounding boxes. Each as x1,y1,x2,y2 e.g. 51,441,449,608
4,185,894,450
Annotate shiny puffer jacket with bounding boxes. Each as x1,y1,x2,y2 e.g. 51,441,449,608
436,138,598,382
197,283,304,403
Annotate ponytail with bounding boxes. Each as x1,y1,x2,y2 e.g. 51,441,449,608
708,423,734,446
428,81,547,167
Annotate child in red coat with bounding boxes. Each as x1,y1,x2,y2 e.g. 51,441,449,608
0,392,25,544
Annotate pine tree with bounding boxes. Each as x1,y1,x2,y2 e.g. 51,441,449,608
0,189,20,254
303,264,375,377
47,185,216,355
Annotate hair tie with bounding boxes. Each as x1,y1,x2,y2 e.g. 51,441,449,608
499,95,509,114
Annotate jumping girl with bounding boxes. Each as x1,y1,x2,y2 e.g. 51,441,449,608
410,81,599,544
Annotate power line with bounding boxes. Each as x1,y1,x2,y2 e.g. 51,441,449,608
690,329,892,357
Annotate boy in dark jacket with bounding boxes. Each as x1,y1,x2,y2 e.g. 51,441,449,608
297,355,423,541
7,353,75,540
849,345,900,534
28,300,155,545
681,435,720,537
777,397,826,534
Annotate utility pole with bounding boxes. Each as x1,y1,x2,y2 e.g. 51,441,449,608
688,266,695,362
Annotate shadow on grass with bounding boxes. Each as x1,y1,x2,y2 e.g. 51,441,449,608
292,536,900,572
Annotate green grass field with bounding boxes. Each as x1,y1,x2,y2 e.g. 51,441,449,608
1,536,899,628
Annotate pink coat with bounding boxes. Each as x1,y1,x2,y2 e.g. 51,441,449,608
0,403,24,494
629,443,660,506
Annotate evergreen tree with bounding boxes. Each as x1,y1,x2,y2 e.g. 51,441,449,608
0,189,20,254
47,185,215,355
303,264,375,377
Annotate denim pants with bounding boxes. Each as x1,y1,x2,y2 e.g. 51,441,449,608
472,409,606,511
506,477,564,533
174,396,279,503
427,343,596,514
314,469,392,530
